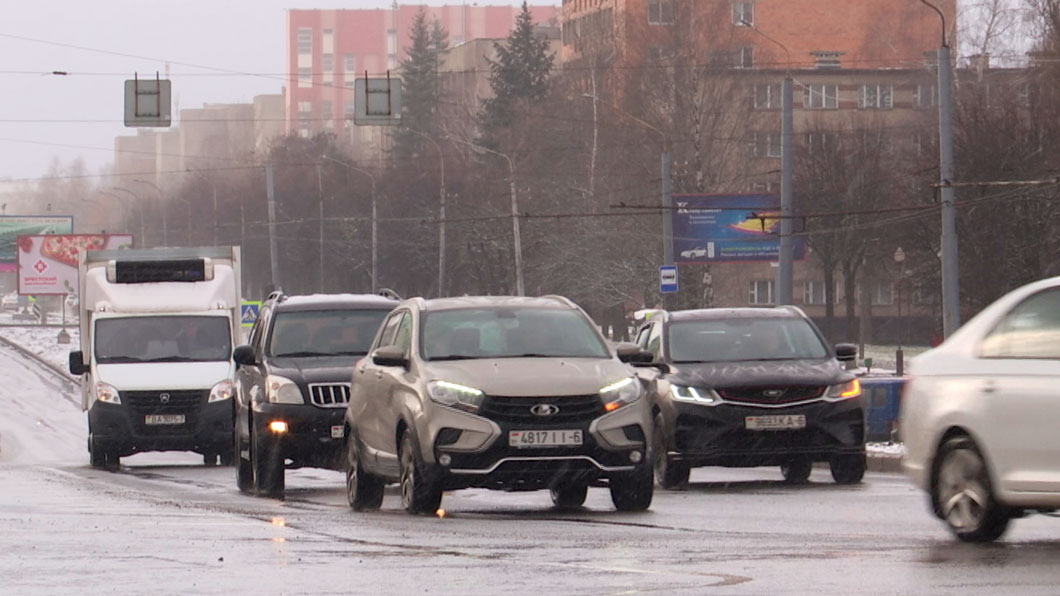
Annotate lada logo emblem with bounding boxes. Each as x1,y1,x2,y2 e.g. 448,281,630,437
159,393,171,404
763,389,784,398
530,403,559,416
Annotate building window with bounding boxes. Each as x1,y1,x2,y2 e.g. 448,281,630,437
322,54,334,83
344,100,357,119
752,132,781,158
297,27,312,54
322,28,334,54
872,283,895,306
648,0,675,25
750,280,774,305
298,121,311,138
736,46,754,68
344,53,356,73
804,281,840,305
750,181,779,193
803,84,838,109
732,2,754,26
859,84,893,109
297,101,312,116
298,67,312,88
649,46,676,61
754,83,780,109
915,84,937,109
805,132,832,153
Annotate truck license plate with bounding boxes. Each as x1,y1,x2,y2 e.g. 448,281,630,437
745,415,805,431
509,429,582,448
145,414,185,425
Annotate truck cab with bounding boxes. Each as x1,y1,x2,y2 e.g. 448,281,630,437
68,247,241,468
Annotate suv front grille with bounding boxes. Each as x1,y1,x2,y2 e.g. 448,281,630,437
717,385,826,405
479,394,605,425
122,389,207,435
309,383,350,407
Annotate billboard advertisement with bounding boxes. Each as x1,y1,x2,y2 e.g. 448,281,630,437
672,194,805,263
0,216,74,272
17,234,134,295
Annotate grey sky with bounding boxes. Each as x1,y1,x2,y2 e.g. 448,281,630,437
0,1,529,182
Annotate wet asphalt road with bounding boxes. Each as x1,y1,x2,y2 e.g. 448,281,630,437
3,342,1060,595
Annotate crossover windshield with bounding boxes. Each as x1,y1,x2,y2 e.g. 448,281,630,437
95,315,231,363
668,318,829,363
422,307,610,360
269,309,389,357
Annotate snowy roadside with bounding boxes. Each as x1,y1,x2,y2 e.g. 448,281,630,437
0,323,906,465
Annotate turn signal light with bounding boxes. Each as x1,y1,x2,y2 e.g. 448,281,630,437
604,402,621,412
839,379,861,398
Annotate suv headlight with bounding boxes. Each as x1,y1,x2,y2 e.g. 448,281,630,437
599,377,642,412
670,384,720,405
427,380,484,413
208,379,234,403
823,378,861,401
266,375,304,404
95,381,121,404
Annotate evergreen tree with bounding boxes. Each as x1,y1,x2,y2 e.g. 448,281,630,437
392,9,447,160
479,1,554,145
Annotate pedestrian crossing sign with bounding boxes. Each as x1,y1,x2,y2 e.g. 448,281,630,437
241,301,261,328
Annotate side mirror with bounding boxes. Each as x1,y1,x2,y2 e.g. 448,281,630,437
233,345,256,367
834,343,858,362
616,342,653,364
69,350,86,376
372,345,409,368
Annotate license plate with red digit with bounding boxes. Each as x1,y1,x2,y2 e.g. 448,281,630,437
509,429,582,448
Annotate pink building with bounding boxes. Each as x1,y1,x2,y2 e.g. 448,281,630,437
285,4,560,140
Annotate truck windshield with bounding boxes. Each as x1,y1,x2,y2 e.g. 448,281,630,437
268,309,390,357
95,316,231,363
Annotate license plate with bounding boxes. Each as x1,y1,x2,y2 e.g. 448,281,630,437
509,429,582,448
745,415,805,431
145,414,185,425
331,425,344,439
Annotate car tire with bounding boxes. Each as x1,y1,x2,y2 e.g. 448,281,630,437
252,425,285,499
346,436,384,511
830,454,866,485
653,414,690,489
399,430,443,515
219,447,235,467
780,459,812,484
89,434,113,469
932,436,1010,543
550,483,589,509
609,466,654,512
203,452,218,467
236,424,254,494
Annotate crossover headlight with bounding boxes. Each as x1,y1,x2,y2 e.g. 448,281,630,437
670,384,721,405
208,379,234,403
95,381,121,404
427,380,485,413
266,375,304,404
823,378,861,401
599,377,642,412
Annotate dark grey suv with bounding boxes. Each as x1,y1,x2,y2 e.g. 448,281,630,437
232,291,397,498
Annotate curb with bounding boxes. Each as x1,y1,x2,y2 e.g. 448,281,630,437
867,454,903,473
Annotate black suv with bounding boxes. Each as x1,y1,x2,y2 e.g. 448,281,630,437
233,291,398,497
635,307,864,488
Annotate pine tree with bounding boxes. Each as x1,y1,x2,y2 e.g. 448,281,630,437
393,9,447,160
479,1,555,145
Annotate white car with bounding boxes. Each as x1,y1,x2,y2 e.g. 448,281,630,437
901,276,1060,542
680,246,707,259
1,292,19,311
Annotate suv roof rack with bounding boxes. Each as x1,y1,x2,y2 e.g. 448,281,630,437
265,289,286,303
377,288,402,301
540,294,578,308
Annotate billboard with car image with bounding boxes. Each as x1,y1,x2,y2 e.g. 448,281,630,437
671,194,805,263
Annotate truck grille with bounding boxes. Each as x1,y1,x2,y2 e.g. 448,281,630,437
479,394,605,425
717,385,826,405
309,383,350,408
123,389,206,435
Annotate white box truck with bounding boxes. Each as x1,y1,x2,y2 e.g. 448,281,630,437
68,247,242,468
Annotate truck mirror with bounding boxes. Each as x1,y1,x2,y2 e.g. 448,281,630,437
69,351,86,376
233,345,256,367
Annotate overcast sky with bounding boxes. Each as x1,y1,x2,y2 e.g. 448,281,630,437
0,1,532,183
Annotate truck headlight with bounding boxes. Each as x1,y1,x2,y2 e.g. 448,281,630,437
95,381,121,404
823,378,861,401
670,384,720,405
599,377,641,412
427,380,484,413
266,375,304,404
208,379,234,403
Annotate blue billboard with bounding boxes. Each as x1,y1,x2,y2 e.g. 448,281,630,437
671,194,805,263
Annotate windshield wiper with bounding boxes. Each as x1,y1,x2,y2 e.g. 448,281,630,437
139,356,208,363
99,356,148,363
274,351,330,357
323,350,368,356
429,354,479,361
499,353,557,358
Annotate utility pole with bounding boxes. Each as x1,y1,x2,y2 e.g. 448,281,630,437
919,0,960,338
777,73,794,306
317,163,325,292
266,163,280,290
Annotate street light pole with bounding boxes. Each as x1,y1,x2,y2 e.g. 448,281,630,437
317,163,325,292
447,137,524,296
106,187,146,246
133,178,166,246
